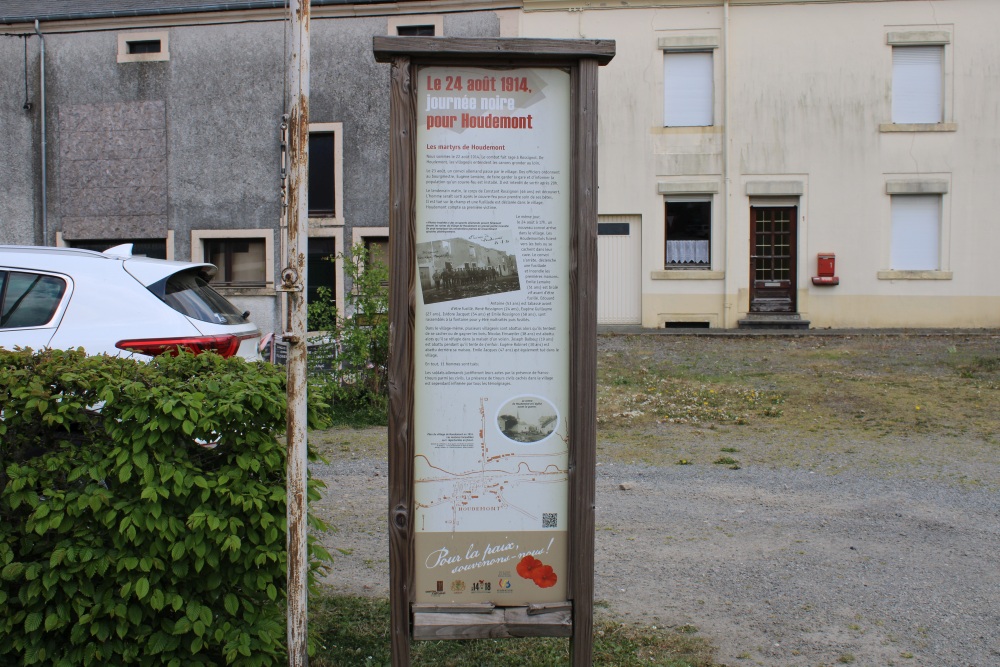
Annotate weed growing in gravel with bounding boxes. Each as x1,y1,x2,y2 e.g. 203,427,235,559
595,335,1000,486
598,377,784,428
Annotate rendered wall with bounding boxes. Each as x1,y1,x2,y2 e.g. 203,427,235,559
0,35,38,245
0,8,504,336
522,0,1000,329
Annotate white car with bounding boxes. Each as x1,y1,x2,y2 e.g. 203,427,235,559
0,244,261,360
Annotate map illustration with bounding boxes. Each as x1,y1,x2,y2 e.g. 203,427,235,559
414,398,568,533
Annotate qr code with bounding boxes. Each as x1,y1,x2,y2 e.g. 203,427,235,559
542,513,558,528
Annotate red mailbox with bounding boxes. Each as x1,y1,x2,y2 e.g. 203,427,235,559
812,253,839,285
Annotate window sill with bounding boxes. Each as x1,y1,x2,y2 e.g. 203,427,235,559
879,123,957,133
653,126,718,135
212,285,274,296
308,215,344,227
651,270,724,280
877,270,952,281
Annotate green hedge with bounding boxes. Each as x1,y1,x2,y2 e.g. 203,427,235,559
0,349,330,666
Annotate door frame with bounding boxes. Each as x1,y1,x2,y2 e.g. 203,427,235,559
749,205,798,313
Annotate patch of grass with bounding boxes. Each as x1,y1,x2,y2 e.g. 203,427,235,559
310,426,387,460
595,334,1000,487
713,456,740,466
309,594,719,667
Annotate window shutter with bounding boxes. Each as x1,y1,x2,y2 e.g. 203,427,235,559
663,52,713,127
892,46,943,123
891,195,940,270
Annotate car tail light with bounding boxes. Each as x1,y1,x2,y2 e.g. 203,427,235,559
115,334,242,359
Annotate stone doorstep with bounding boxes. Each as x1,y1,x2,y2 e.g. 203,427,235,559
737,313,811,330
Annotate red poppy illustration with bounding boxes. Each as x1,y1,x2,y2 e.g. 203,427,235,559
531,564,558,588
516,555,541,579
516,555,558,589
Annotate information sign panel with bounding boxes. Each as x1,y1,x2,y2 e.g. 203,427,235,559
413,66,571,605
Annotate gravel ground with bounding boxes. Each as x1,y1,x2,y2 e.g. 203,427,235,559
310,334,1000,667
312,457,999,666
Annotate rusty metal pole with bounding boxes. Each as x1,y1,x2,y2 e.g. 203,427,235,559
284,0,310,665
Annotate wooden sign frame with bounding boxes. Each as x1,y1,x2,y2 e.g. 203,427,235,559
373,37,614,666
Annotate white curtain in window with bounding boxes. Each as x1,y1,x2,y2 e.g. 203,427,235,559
664,52,713,127
891,195,940,270
666,240,710,265
892,46,943,123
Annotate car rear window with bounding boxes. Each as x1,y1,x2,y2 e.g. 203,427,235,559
0,271,67,329
149,269,248,325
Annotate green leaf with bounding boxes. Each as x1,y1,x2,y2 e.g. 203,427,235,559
135,577,150,599
2,562,25,580
223,593,239,616
24,612,42,632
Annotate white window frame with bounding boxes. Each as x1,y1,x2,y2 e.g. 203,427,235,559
663,196,713,269
659,34,718,128
309,122,344,226
190,229,275,294
117,31,169,63
879,178,952,280
882,28,955,132
652,181,722,279
662,51,714,127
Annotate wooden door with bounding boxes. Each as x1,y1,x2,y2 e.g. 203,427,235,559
750,206,797,313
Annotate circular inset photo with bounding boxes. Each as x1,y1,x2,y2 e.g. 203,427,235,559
495,395,560,444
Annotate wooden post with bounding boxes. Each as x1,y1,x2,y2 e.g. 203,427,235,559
386,53,416,667
569,56,600,667
374,38,614,666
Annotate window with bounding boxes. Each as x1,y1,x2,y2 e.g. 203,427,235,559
128,40,162,55
364,237,390,287
665,200,711,268
892,46,943,124
890,195,940,270
598,222,630,236
70,239,167,259
203,239,267,286
191,230,274,291
663,51,713,127
308,123,343,223
388,16,442,37
309,133,337,215
308,237,337,309
397,25,435,36
0,271,67,329
117,31,169,63
152,270,249,325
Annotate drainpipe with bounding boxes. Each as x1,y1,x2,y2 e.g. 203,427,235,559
34,20,47,246
722,0,732,328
